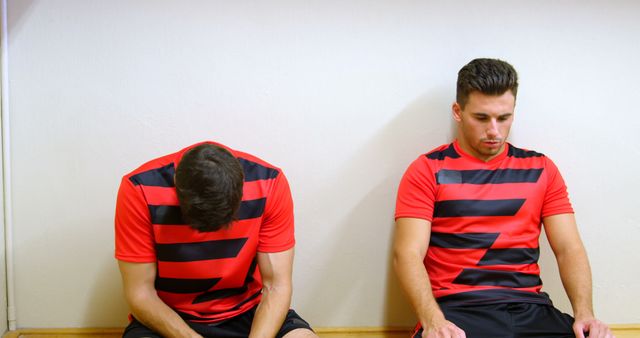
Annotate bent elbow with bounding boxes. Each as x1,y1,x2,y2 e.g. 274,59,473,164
261,283,292,302
123,286,156,310
393,248,423,270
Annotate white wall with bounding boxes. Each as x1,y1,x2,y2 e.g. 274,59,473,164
1,0,9,332
6,0,640,328
0,89,7,332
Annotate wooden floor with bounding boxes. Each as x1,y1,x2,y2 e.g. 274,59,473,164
4,326,639,338
5,335,410,338
318,329,411,338
3,329,412,338
4,334,411,338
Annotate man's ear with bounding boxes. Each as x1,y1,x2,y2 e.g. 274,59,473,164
452,102,463,122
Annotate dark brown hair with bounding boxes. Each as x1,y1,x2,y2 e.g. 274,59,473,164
457,58,519,109
175,144,244,232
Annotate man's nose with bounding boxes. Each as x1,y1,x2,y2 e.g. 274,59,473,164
487,119,500,138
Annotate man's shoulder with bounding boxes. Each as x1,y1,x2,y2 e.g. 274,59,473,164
122,142,285,185
400,143,456,180
401,142,456,174
123,149,180,187
232,149,281,171
231,149,284,183
424,142,459,160
506,143,546,159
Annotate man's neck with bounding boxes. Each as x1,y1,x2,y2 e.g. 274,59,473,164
454,138,506,163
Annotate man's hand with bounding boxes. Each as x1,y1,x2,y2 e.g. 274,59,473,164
118,260,203,338
421,315,466,338
573,316,614,338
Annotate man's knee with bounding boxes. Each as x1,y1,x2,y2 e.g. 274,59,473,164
282,328,318,338
122,318,162,338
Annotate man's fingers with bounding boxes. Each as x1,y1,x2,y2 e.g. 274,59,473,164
573,323,586,338
423,322,466,338
576,319,615,338
454,326,466,338
590,322,614,338
445,323,465,338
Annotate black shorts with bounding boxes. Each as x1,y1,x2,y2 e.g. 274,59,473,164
413,303,576,338
123,306,313,338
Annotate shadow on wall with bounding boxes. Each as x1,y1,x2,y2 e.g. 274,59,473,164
83,254,130,327
7,0,37,35
383,90,456,326
301,88,455,327
81,89,458,328
83,88,456,328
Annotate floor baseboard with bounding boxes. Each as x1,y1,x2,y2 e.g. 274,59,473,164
3,325,639,338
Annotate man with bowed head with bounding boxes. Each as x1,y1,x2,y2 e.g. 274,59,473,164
393,58,613,338
115,142,317,338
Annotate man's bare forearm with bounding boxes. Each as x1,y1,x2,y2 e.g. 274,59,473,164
248,286,291,338
556,244,594,318
393,218,465,337
119,261,201,338
127,290,202,338
394,251,445,328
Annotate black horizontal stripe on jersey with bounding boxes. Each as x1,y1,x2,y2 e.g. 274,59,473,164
192,281,250,304
236,198,267,220
177,290,262,320
478,248,540,266
229,290,262,311
426,144,461,160
507,145,543,158
149,198,267,225
430,232,499,249
156,238,248,262
155,277,221,294
192,259,258,304
176,311,207,321
129,163,175,187
453,268,542,288
436,169,543,185
433,199,525,218
239,158,279,182
149,205,185,225
175,290,262,321
436,289,552,306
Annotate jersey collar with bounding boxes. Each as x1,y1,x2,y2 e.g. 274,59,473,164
453,139,509,165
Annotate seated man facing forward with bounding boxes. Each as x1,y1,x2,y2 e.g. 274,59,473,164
393,58,613,338
115,142,317,338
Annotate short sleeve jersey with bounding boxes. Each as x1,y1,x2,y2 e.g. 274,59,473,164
395,141,573,304
115,142,295,322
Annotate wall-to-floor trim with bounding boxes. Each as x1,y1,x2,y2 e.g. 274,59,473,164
3,325,639,337
3,327,410,338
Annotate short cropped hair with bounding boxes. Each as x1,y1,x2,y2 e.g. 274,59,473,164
175,144,244,232
456,58,519,109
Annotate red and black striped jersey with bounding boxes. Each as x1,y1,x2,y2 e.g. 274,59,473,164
115,141,295,322
395,140,573,304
